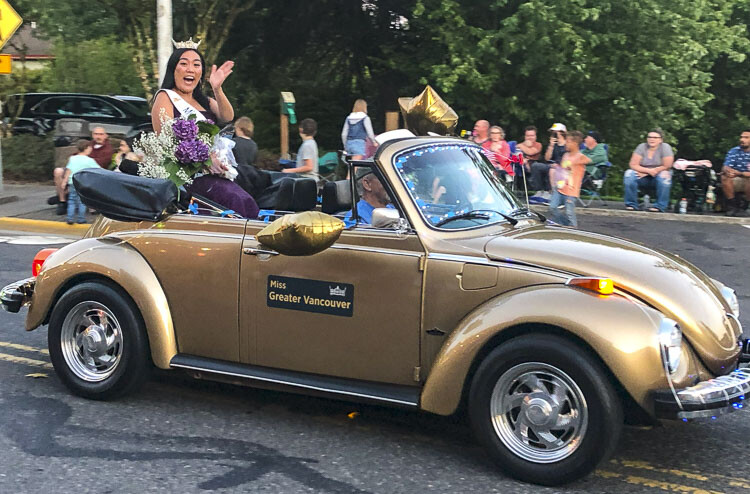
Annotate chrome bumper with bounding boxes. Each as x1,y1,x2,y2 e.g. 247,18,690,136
0,277,35,313
654,368,750,420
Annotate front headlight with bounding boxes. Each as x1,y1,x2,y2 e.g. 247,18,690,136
720,286,740,317
658,318,682,374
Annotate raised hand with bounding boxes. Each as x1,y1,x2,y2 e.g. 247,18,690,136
209,61,235,90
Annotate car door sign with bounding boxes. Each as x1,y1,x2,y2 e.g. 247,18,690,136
267,275,354,317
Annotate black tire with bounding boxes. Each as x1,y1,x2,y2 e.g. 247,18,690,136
468,334,622,486
48,281,151,400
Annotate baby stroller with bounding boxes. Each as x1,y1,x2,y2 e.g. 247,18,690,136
673,159,714,213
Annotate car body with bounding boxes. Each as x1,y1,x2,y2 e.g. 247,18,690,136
2,135,748,486
2,92,152,138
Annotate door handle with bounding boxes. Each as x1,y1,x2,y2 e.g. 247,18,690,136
243,247,279,256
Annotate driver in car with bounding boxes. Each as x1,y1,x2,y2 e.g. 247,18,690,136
345,168,393,224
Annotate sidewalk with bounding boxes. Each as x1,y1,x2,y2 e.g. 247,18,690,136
0,183,90,235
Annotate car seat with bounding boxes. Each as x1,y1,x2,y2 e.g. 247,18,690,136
321,180,352,214
255,177,317,212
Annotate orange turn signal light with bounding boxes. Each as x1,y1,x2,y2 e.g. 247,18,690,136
567,277,614,295
32,248,58,277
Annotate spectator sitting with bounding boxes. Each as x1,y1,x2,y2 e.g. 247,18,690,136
345,168,392,224
232,116,258,167
113,138,140,171
283,118,319,180
471,120,490,146
581,130,608,174
485,125,512,174
51,126,112,214
721,129,750,217
530,123,567,198
63,139,100,225
624,128,674,212
548,130,591,227
517,125,543,166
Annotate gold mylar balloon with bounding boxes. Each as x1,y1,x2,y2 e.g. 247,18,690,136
398,85,458,136
257,211,345,256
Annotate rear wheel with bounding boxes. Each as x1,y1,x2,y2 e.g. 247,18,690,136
469,334,622,486
48,281,150,399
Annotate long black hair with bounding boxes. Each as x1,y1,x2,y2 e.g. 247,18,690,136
159,48,211,111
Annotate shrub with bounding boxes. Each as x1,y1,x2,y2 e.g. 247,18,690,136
1,134,55,181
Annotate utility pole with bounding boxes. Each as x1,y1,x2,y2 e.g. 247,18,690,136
156,0,172,85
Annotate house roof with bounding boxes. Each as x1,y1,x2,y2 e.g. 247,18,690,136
2,24,53,60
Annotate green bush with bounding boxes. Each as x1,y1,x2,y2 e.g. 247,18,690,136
1,135,55,181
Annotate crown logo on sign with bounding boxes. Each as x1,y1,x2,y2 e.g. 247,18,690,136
172,37,202,50
329,285,346,297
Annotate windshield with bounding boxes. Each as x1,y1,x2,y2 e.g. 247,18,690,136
393,142,522,230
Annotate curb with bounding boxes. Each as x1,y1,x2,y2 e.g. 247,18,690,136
575,207,750,225
0,217,89,236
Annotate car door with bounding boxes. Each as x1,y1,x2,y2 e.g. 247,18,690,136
239,221,425,386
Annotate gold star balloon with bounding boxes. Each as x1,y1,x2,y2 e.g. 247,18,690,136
398,85,458,136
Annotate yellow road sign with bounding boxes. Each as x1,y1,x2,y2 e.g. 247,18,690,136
0,0,22,52
0,53,10,74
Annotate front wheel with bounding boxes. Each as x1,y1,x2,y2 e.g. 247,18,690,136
48,281,151,400
468,334,623,486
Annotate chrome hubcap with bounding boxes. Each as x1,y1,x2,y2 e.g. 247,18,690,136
490,363,588,463
60,301,123,382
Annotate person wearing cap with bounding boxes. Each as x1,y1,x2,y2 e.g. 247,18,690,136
624,128,674,212
581,130,608,175
345,168,393,224
529,123,567,197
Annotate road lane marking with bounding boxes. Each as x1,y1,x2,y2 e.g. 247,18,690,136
0,352,52,369
0,341,49,355
595,470,723,493
605,458,750,491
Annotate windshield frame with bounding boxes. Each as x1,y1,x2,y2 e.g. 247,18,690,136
391,141,523,232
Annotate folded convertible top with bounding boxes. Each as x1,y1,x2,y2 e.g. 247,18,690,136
73,168,178,222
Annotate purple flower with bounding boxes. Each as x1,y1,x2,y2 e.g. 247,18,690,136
172,119,199,140
175,139,210,164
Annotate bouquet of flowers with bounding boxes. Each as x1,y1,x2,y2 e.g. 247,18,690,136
134,109,236,187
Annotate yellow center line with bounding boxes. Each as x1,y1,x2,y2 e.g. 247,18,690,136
0,352,53,369
0,340,49,355
596,470,723,494
611,459,750,489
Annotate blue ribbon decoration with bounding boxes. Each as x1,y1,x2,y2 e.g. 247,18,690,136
220,209,236,217
188,202,199,215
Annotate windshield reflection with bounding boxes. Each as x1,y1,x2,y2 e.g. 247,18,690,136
393,143,521,229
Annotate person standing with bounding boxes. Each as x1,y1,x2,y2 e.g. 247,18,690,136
284,118,319,180
341,99,377,161
623,129,674,212
548,131,591,227
232,116,258,167
721,129,750,216
63,139,100,225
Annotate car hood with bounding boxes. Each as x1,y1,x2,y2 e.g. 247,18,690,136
483,225,741,374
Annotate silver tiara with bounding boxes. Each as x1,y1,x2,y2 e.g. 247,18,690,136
172,37,201,50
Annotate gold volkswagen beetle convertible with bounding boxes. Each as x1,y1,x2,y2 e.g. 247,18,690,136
2,134,748,486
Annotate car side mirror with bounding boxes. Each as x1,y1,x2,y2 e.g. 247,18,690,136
371,208,408,231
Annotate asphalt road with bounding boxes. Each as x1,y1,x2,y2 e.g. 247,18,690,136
0,219,749,494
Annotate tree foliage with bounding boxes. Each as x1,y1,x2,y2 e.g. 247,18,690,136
9,0,750,170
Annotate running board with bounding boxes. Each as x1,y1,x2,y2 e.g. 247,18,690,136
170,354,421,408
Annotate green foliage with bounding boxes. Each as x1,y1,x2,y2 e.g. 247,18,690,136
39,37,144,96
1,135,55,181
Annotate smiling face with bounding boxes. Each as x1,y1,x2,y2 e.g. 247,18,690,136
174,50,202,94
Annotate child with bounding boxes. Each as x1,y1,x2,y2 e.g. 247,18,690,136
64,139,100,225
548,130,591,227
282,118,319,180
